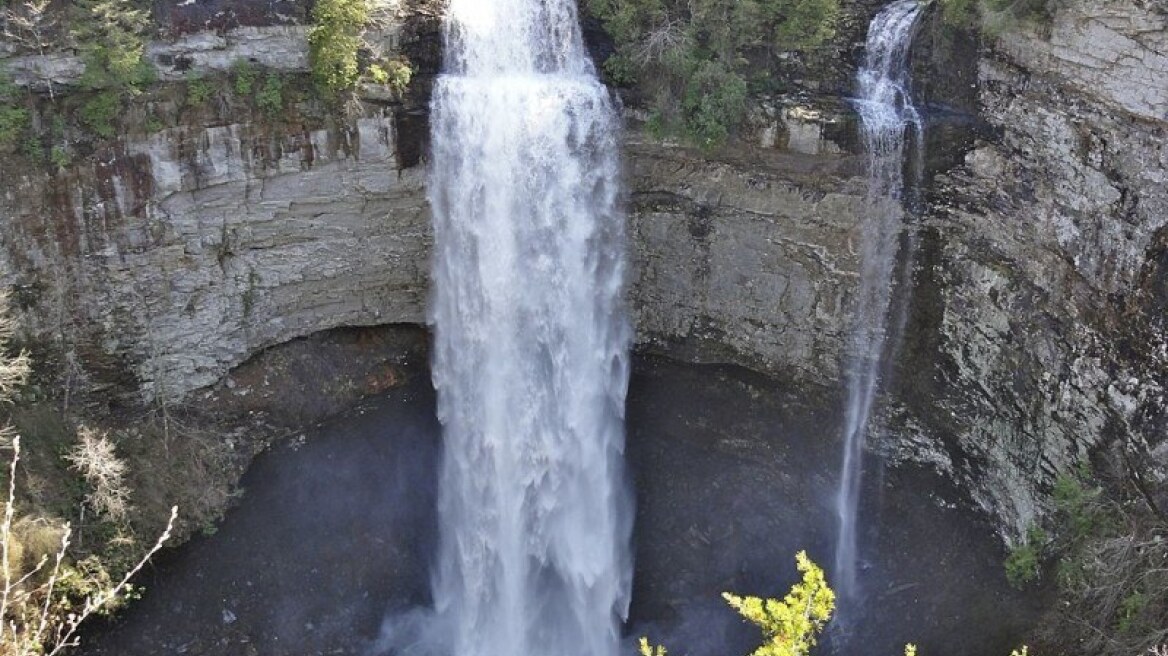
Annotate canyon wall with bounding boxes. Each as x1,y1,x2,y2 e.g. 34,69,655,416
1,0,1165,537
890,0,1168,535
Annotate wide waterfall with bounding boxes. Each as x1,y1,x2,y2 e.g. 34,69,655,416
834,0,925,601
424,1,633,656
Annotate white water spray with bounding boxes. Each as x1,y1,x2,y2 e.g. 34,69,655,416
424,1,633,656
834,0,925,600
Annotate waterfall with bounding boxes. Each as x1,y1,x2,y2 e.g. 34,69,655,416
423,0,633,655
834,0,925,600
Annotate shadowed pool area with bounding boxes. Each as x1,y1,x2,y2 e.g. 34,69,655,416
78,356,1043,656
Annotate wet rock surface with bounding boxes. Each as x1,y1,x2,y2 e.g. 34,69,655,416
77,356,1041,656
889,0,1168,538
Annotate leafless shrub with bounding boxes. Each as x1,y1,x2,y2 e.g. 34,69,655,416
1043,477,1168,656
1,437,177,656
630,17,691,67
63,428,130,522
0,292,31,401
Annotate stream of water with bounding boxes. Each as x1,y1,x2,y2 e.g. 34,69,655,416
423,1,633,655
834,0,926,601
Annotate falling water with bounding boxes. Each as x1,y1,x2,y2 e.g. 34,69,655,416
424,0,633,656
834,0,925,600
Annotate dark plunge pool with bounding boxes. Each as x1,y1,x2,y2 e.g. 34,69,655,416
79,356,1042,656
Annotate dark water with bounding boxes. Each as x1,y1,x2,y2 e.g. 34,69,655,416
79,357,1040,656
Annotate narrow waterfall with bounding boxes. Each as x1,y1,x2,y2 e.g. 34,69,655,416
834,0,925,600
425,1,633,656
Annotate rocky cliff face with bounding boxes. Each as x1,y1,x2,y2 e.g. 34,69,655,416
626,141,866,385
1,0,1165,538
1,113,430,398
0,14,435,399
886,0,1168,536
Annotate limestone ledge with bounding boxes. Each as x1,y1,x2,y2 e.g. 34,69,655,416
1,113,431,398
1,24,404,91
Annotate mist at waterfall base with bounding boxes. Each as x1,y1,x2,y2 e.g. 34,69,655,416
834,0,926,604
76,360,1042,656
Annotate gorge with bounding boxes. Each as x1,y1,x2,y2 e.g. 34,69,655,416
0,0,1166,654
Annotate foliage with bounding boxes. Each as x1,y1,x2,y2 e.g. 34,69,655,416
0,294,178,656
722,551,835,656
369,59,412,93
1051,467,1107,545
638,637,667,656
938,0,1063,32
0,104,29,151
641,552,834,656
20,134,43,163
71,0,153,92
0,293,32,398
231,59,258,97
308,0,370,96
0,70,29,151
2,1,60,97
256,75,285,117
64,0,152,140
48,146,70,170
681,60,748,148
0,440,176,656
586,0,839,147
185,76,214,107
1026,462,1168,655
1004,525,1047,589
78,91,120,139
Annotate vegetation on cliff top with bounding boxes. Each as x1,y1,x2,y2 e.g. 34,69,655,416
586,0,839,148
0,0,412,167
938,0,1067,32
309,0,413,98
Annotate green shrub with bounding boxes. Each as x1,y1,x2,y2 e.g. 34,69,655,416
641,551,835,656
1051,470,1106,544
587,0,839,147
682,60,748,149
72,0,153,92
309,0,371,96
1116,590,1149,635
256,74,284,117
938,0,1062,31
602,54,638,86
386,60,412,93
79,91,121,139
0,104,29,150
186,76,214,106
21,133,44,162
231,59,258,96
0,69,28,150
0,68,18,100
369,59,413,93
50,145,71,169
1004,525,1047,589
722,551,835,656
